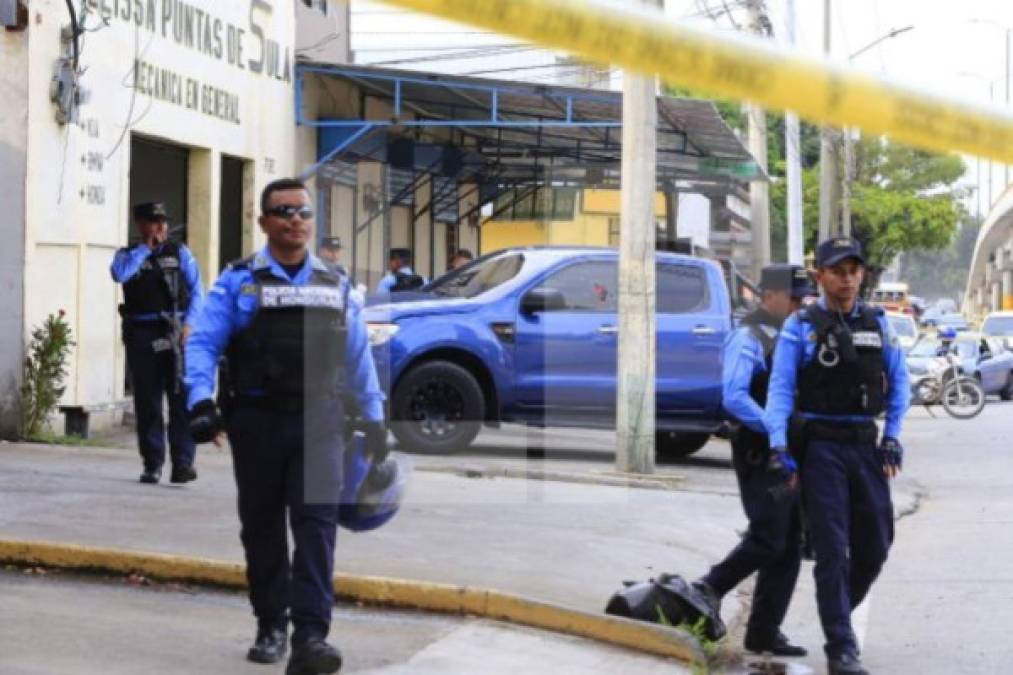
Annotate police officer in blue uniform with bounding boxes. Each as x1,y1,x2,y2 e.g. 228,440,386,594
110,202,203,484
691,264,815,657
184,178,387,675
765,238,910,675
375,248,424,293
317,236,348,277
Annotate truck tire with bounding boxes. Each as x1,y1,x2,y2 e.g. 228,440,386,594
655,431,710,462
390,360,485,454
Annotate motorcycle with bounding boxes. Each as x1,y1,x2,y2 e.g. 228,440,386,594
912,351,986,419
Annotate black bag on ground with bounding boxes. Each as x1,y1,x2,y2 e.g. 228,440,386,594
604,573,726,640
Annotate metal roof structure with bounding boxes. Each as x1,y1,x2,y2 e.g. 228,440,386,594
297,62,761,195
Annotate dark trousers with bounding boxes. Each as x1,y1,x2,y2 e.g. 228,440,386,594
802,437,893,658
227,404,345,646
124,322,195,472
702,435,802,642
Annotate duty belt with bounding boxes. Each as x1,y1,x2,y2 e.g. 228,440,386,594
805,420,877,445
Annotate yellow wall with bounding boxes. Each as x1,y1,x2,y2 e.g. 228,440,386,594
481,188,668,254
582,189,667,215
480,212,613,254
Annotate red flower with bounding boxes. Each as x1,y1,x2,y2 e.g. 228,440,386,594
58,309,66,318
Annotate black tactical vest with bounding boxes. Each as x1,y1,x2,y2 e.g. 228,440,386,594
797,304,886,416
226,260,348,409
122,243,190,315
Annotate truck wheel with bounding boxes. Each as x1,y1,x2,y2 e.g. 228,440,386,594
390,360,485,454
655,432,710,462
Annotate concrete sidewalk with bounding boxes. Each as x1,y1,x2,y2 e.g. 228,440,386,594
0,440,745,616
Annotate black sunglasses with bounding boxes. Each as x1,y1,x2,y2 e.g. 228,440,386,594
264,205,314,220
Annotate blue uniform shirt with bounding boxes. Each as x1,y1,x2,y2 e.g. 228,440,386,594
375,266,423,294
110,242,204,325
722,326,768,433
764,299,911,448
184,247,385,423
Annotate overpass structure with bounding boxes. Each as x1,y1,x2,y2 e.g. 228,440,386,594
966,186,1013,320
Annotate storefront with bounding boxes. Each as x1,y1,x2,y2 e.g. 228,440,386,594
0,0,326,434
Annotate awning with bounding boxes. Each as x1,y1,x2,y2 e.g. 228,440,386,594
296,61,761,192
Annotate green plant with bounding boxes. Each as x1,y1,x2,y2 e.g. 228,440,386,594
20,310,75,438
657,606,724,674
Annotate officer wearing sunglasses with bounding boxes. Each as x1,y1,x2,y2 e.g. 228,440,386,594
183,178,388,675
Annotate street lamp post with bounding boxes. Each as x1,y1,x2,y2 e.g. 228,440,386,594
970,19,1012,188
841,25,915,236
957,72,998,214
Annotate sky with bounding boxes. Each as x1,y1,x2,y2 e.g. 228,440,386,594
351,0,1013,216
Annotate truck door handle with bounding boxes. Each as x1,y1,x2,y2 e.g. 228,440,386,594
598,325,618,335
692,326,716,336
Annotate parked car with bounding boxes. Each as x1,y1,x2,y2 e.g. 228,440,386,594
364,247,733,460
982,311,1013,348
936,313,970,333
886,312,919,352
948,334,1013,400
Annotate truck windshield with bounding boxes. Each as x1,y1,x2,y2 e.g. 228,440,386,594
427,253,525,299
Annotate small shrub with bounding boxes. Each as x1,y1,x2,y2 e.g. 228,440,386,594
20,310,75,438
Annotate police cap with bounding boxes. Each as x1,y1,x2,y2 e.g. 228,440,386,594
320,236,342,250
389,247,412,263
760,264,816,299
133,202,168,222
815,237,866,268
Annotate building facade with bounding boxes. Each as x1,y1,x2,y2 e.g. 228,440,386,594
965,185,1013,320
0,0,349,435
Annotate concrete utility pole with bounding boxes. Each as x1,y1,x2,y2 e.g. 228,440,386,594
746,0,770,279
818,0,840,240
616,0,660,474
784,0,804,265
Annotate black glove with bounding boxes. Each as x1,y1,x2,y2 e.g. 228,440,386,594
767,447,799,502
188,399,223,444
363,421,389,462
880,437,903,471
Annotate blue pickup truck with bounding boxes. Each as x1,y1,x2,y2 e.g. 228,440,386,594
363,247,733,460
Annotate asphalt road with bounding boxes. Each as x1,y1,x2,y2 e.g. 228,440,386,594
0,569,687,675
777,400,1013,674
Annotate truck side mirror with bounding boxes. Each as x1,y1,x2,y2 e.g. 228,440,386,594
521,288,566,314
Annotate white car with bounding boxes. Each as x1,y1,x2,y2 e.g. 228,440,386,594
982,311,1013,348
887,312,919,352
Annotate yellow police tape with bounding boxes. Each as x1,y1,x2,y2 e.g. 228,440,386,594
381,0,1013,163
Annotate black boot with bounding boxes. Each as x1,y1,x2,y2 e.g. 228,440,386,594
139,468,161,484
286,638,343,675
170,465,198,484
744,630,808,657
247,627,287,664
828,651,870,675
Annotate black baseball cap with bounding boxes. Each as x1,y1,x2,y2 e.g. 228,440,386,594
133,202,168,222
320,236,342,250
389,247,412,262
815,237,866,268
760,264,817,299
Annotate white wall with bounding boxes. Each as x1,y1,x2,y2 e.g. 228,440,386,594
296,0,349,65
0,25,28,435
677,193,711,250
23,0,299,415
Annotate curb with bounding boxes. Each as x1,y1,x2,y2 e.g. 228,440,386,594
0,539,704,665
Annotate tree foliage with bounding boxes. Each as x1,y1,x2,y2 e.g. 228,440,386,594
666,87,968,278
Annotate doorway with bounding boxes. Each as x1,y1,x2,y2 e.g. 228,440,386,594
129,137,189,244
219,156,246,270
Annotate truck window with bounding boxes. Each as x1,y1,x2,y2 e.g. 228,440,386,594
657,264,709,314
534,260,618,311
